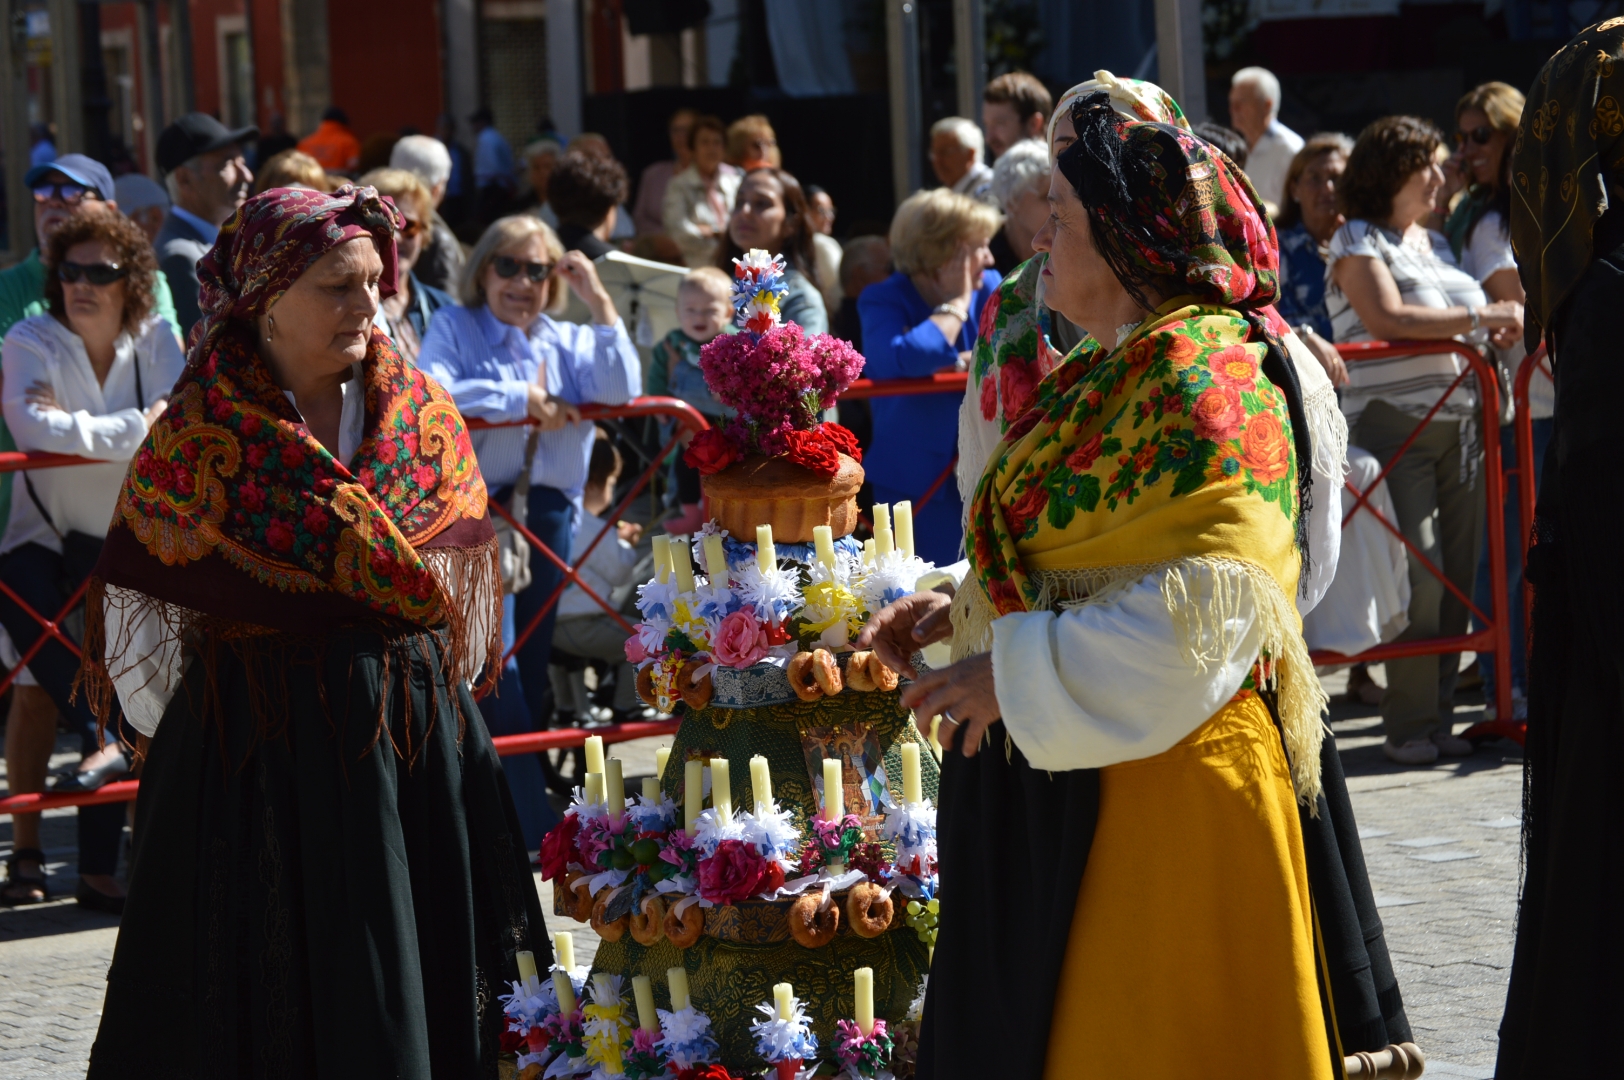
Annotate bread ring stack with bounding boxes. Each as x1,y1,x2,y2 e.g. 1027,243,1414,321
630,895,667,946
788,892,841,947
845,650,900,692
788,648,843,701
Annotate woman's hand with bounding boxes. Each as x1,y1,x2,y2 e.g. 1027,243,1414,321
616,520,643,543
142,397,169,428
1479,299,1524,348
24,381,59,412
555,250,617,326
855,588,955,675
526,383,582,431
1301,330,1348,387
935,241,980,309
900,653,1002,757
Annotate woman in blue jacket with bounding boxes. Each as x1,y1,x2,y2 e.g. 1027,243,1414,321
858,188,1000,564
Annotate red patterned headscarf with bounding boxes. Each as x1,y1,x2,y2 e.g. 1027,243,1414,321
86,186,500,712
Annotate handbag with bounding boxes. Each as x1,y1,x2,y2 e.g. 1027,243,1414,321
493,428,540,595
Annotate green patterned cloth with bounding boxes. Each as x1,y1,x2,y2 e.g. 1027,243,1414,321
592,687,939,1069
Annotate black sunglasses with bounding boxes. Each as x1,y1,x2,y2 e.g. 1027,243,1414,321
492,255,554,282
1455,126,1495,147
33,182,101,205
58,261,130,286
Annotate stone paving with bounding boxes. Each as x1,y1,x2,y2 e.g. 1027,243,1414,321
0,676,1520,1077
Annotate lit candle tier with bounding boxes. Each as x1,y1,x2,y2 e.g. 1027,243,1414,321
668,966,691,1011
710,757,732,823
604,758,625,822
703,534,729,580
632,974,659,1032
900,742,922,805
822,758,843,821
684,759,704,836
813,524,836,569
756,525,777,572
750,755,772,814
893,500,915,560
584,734,606,777
854,967,874,1036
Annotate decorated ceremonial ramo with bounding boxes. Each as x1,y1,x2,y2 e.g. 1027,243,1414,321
534,251,939,1076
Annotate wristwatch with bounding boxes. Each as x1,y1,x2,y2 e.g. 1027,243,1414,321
1466,305,1482,331
933,303,969,322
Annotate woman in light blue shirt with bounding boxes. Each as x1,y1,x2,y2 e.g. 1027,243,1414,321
419,215,640,749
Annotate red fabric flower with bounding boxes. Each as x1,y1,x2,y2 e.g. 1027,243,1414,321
265,519,295,552
684,427,740,476
677,1067,739,1080
758,860,786,895
1065,433,1105,473
499,1026,526,1053
999,358,1038,421
279,444,305,469
1192,385,1245,443
1209,345,1259,391
539,813,581,881
781,428,841,476
979,373,998,421
302,504,329,534
818,422,862,463
698,839,768,904
1005,482,1049,538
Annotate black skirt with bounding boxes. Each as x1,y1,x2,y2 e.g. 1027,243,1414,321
87,625,549,1079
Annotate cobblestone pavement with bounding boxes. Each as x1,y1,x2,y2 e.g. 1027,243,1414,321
0,677,1520,1077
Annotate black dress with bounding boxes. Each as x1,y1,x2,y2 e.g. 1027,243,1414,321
87,625,549,1079
1495,220,1624,1078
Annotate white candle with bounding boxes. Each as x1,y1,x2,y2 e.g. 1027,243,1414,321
604,758,625,822
668,966,691,1011
516,949,538,984
710,757,732,823
593,973,617,1007
872,502,891,537
633,974,659,1033
822,758,843,821
684,759,704,836
854,967,874,1036
774,982,794,1022
749,755,772,815
893,501,915,560
756,524,776,572
703,534,729,581
584,771,604,807
900,741,922,805
863,538,876,565
584,734,606,777
672,536,696,592
553,970,577,1015
642,775,661,802
813,524,836,569
653,534,672,584
554,931,575,972
655,746,671,781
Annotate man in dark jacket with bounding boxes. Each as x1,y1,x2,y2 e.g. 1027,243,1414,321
155,113,256,335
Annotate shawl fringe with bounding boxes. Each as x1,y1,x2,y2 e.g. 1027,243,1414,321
950,556,1328,807
420,535,504,697
1303,377,1349,487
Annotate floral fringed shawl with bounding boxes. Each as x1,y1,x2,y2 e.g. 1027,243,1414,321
81,185,501,744
955,112,1329,804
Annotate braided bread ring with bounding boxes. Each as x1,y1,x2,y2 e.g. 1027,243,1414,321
847,881,894,938
847,650,900,692
590,890,628,942
811,648,843,695
662,900,705,949
787,651,825,701
787,892,841,948
630,895,667,946
680,667,714,710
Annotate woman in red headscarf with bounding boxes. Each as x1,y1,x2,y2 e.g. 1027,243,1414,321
81,185,547,1075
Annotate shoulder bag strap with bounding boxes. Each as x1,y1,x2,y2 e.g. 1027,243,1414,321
20,473,63,542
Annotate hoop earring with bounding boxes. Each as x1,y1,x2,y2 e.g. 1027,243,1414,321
265,315,275,342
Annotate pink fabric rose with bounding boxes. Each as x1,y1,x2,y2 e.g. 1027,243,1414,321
698,839,768,904
712,608,770,668
624,634,649,664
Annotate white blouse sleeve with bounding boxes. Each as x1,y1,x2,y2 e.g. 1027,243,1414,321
104,585,188,737
990,564,1261,771
2,330,148,460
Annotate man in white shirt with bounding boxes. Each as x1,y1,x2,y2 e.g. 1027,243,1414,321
929,117,997,207
1228,66,1304,212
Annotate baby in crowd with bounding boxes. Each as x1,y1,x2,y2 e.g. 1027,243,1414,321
647,266,736,534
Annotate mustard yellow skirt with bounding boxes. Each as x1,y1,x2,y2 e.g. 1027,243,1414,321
1043,693,1335,1079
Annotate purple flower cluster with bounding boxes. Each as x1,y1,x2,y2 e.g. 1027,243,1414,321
697,324,865,456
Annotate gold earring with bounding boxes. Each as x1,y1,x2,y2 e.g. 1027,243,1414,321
265,315,275,342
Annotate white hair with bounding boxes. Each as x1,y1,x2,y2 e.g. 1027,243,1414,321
524,138,564,163
390,134,453,189
1231,67,1282,119
989,138,1049,211
930,116,984,164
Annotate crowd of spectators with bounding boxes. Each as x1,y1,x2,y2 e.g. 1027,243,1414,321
0,59,1550,907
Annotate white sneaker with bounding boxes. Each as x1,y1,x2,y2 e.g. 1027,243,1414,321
1384,739,1440,766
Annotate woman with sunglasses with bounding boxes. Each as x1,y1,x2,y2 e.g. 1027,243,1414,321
359,167,455,364
0,208,183,912
419,214,639,767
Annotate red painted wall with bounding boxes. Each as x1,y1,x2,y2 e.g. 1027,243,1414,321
326,0,444,140
250,0,285,130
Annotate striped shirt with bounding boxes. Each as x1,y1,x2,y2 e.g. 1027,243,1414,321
1326,219,1488,425
418,304,641,499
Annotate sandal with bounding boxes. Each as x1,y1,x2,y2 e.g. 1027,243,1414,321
1,847,50,907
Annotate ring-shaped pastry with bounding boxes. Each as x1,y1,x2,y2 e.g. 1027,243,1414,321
636,665,657,706
630,894,667,946
787,651,826,702
563,871,592,923
847,881,894,938
787,892,841,948
849,650,900,692
810,648,843,696
680,667,714,710
662,900,705,949
590,890,628,942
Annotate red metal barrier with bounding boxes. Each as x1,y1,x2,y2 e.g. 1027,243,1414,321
843,372,969,514
1308,340,1519,746
1511,346,1551,634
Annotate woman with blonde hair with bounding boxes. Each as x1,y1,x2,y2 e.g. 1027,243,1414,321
725,113,781,170
418,214,639,746
858,187,1000,563
252,148,331,194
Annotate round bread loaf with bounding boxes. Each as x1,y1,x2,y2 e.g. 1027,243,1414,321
702,453,863,542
